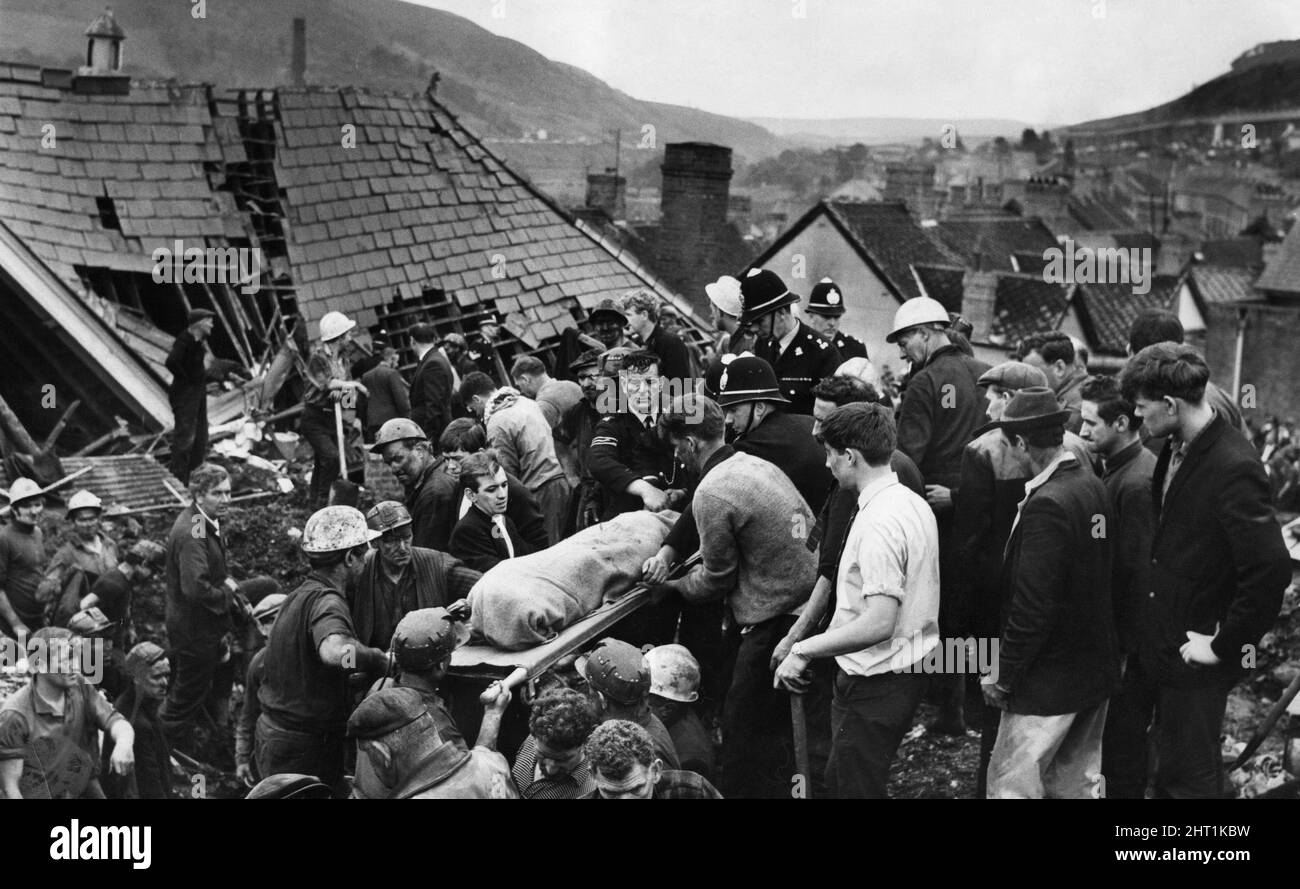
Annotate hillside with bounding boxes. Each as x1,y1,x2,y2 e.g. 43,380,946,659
748,115,1036,147
1073,54,1300,133
0,0,783,162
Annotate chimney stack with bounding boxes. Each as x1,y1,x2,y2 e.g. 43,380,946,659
962,268,999,345
656,142,733,314
291,18,307,87
586,168,627,220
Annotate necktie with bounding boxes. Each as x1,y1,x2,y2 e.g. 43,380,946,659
492,514,516,559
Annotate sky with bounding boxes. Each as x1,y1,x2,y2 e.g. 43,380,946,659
411,0,1300,126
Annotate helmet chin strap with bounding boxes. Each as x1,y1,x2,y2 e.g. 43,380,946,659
738,403,759,438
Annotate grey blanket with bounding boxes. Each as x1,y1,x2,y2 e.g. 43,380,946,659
469,510,677,650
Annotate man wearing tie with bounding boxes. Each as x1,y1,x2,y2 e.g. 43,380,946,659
448,452,535,573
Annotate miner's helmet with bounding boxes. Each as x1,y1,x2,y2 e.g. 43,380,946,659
245,774,333,800
369,418,426,453
366,500,413,536
390,607,469,672
67,607,116,638
300,506,381,554
644,643,701,703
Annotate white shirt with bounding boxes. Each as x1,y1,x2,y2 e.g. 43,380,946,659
831,473,941,677
1007,450,1077,543
776,322,800,359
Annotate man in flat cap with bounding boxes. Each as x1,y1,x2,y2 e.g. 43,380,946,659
348,685,517,799
982,387,1119,798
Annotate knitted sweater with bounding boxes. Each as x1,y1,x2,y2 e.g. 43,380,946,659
667,452,817,626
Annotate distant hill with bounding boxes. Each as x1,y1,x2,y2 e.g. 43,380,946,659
748,116,1037,147
1071,49,1300,133
0,0,783,163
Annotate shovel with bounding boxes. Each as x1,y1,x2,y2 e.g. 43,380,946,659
334,400,348,480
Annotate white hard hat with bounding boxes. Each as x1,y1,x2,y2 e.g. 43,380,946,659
6,478,45,506
886,297,951,343
644,643,700,703
704,275,743,318
318,311,356,343
300,506,381,554
66,489,103,515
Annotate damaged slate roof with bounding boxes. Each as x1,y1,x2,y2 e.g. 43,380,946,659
931,216,1059,272
0,62,704,389
1187,264,1259,305
1074,274,1188,356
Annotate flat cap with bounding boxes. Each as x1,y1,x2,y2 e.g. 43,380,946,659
978,361,1048,392
187,308,216,325
347,686,429,740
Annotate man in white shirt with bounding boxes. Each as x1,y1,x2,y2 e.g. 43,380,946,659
775,402,940,798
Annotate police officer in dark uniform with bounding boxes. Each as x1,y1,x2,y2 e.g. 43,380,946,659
465,313,509,384
586,350,687,521
740,269,842,416
804,278,868,361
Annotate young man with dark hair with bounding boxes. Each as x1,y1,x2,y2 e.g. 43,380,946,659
511,355,583,431
1079,374,1157,799
438,421,549,552
1125,309,1245,444
581,719,721,799
448,451,536,573
512,687,600,799
775,403,940,798
258,507,390,795
982,388,1118,798
460,371,571,545
408,323,459,440
1118,343,1289,798
1018,331,1086,434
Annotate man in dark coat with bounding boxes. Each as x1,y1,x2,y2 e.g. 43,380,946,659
1119,343,1290,799
623,289,693,384
448,453,536,573
802,278,868,360
352,501,481,651
982,388,1119,798
160,463,241,753
103,642,174,799
741,269,842,416
408,323,459,441
165,309,216,484
888,296,991,734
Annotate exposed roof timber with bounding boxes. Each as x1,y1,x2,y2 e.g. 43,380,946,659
0,221,172,431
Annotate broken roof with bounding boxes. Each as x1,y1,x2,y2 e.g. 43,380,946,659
1074,274,1188,356
931,216,1059,272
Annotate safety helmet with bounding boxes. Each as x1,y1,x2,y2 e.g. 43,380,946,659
645,644,701,703
390,607,467,671
318,310,356,343
300,506,381,554
704,275,743,319
66,489,104,516
245,774,333,800
366,501,412,535
6,478,45,507
67,607,115,638
369,418,427,452
885,297,951,344
251,593,288,623
576,638,651,705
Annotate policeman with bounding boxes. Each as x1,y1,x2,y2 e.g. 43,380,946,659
739,268,841,416
587,350,687,520
351,501,480,651
372,606,473,752
804,278,868,361
371,418,460,553
257,506,389,795
465,313,510,384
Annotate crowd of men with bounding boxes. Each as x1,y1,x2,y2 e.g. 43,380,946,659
0,267,1292,799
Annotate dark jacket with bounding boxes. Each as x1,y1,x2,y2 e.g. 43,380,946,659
830,331,868,361
101,688,173,799
588,411,683,520
896,344,991,488
998,457,1119,715
406,458,461,553
448,508,535,574
360,363,410,430
409,347,457,440
165,329,208,409
663,411,832,557
754,321,842,416
953,429,1094,637
644,324,693,382
1142,413,1290,686
1101,439,1157,654
351,547,481,650
164,506,231,648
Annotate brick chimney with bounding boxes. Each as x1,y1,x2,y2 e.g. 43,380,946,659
585,169,626,220
656,142,733,312
962,269,999,344
291,18,307,87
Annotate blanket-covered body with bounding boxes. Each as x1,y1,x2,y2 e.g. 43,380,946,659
468,510,677,650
